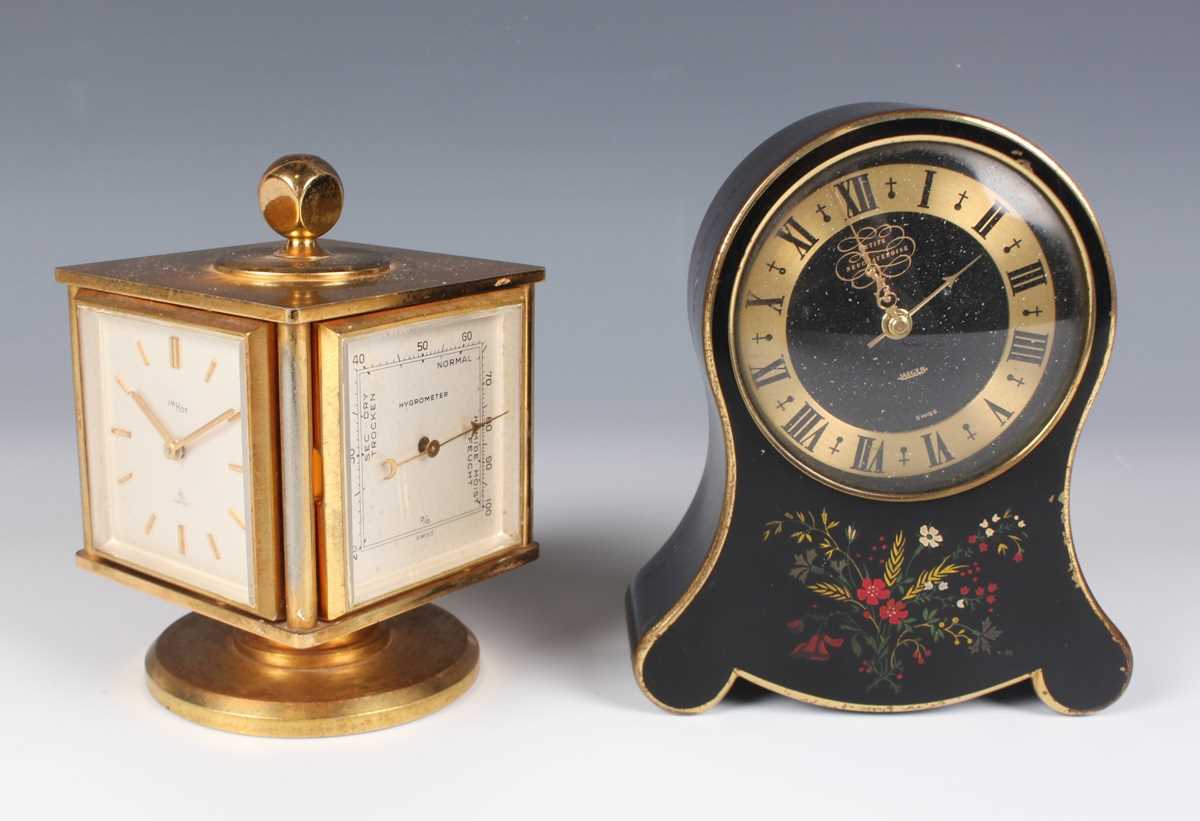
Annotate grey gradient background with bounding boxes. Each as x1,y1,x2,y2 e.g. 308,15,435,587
1,2,1197,818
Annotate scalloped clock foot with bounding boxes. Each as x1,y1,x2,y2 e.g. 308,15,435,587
1031,649,1132,715
639,634,736,713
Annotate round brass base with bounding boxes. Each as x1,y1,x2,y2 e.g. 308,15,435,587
145,605,479,737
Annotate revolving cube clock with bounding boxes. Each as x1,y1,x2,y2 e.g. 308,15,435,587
59,155,542,736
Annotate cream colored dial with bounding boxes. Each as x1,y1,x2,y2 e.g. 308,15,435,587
76,297,266,610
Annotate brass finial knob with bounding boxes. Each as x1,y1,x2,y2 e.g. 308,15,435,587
258,154,343,258
214,152,386,280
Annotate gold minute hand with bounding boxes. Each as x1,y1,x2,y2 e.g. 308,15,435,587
175,408,240,454
866,254,983,349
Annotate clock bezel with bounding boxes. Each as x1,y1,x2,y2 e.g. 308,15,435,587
70,289,282,618
315,285,534,620
726,133,1097,502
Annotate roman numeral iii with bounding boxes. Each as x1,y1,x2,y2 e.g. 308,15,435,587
835,174,878,218
777,217,818,257
1006,260,1048,294
1008,330,1049,365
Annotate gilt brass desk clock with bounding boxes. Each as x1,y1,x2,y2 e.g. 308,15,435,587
627,104,1131,714
58,155,542,736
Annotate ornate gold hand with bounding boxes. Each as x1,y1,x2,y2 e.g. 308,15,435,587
847,220,903,312
174,408,240,456
867,254,983,349
381,411,509,480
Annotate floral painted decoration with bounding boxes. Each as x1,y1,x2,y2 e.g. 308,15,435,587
763,509,1029,694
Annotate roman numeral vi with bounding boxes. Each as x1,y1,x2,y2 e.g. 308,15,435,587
922,431,955,467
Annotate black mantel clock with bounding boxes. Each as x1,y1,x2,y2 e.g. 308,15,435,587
626,104,1131,715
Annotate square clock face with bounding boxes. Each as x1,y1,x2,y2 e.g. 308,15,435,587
319,289,530,617
73,291,279,617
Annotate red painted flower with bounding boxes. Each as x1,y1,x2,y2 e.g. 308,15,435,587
986,595,996,604
960,585,970,595
878,599,909,625
988,583,998,593
791,632,844,661
976,586,985,597
1014,551,1024,563
857,577,892,605
967,534,978,544
979,542,989,552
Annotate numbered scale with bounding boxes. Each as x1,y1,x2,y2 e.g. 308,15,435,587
59,155,542,735
320,295,526,618
627,105,1130,715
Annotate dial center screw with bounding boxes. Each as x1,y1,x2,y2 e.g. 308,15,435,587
882,307,913,341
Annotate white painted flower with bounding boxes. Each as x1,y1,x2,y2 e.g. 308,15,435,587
956,598,967,608
919,525,943,548
938,581,949,591
923,581,933,591
992,514,1001,522
1017,519,1026,528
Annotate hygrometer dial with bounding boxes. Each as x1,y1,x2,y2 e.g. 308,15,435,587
322,293,527,614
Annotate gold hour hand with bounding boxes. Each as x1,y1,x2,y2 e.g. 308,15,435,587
120,379,177,451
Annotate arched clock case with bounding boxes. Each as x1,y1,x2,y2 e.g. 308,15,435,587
626,103,1131,714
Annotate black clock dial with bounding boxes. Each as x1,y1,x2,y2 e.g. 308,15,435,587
731,140,1092,498
788,213,1009,433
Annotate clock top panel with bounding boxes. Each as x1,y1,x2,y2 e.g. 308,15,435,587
56,240,544,324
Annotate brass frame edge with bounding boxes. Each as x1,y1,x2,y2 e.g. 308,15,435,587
55,267,545,325
278,323,319,628
78,543,538,649
68,286,97,560
631,107,1126,715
